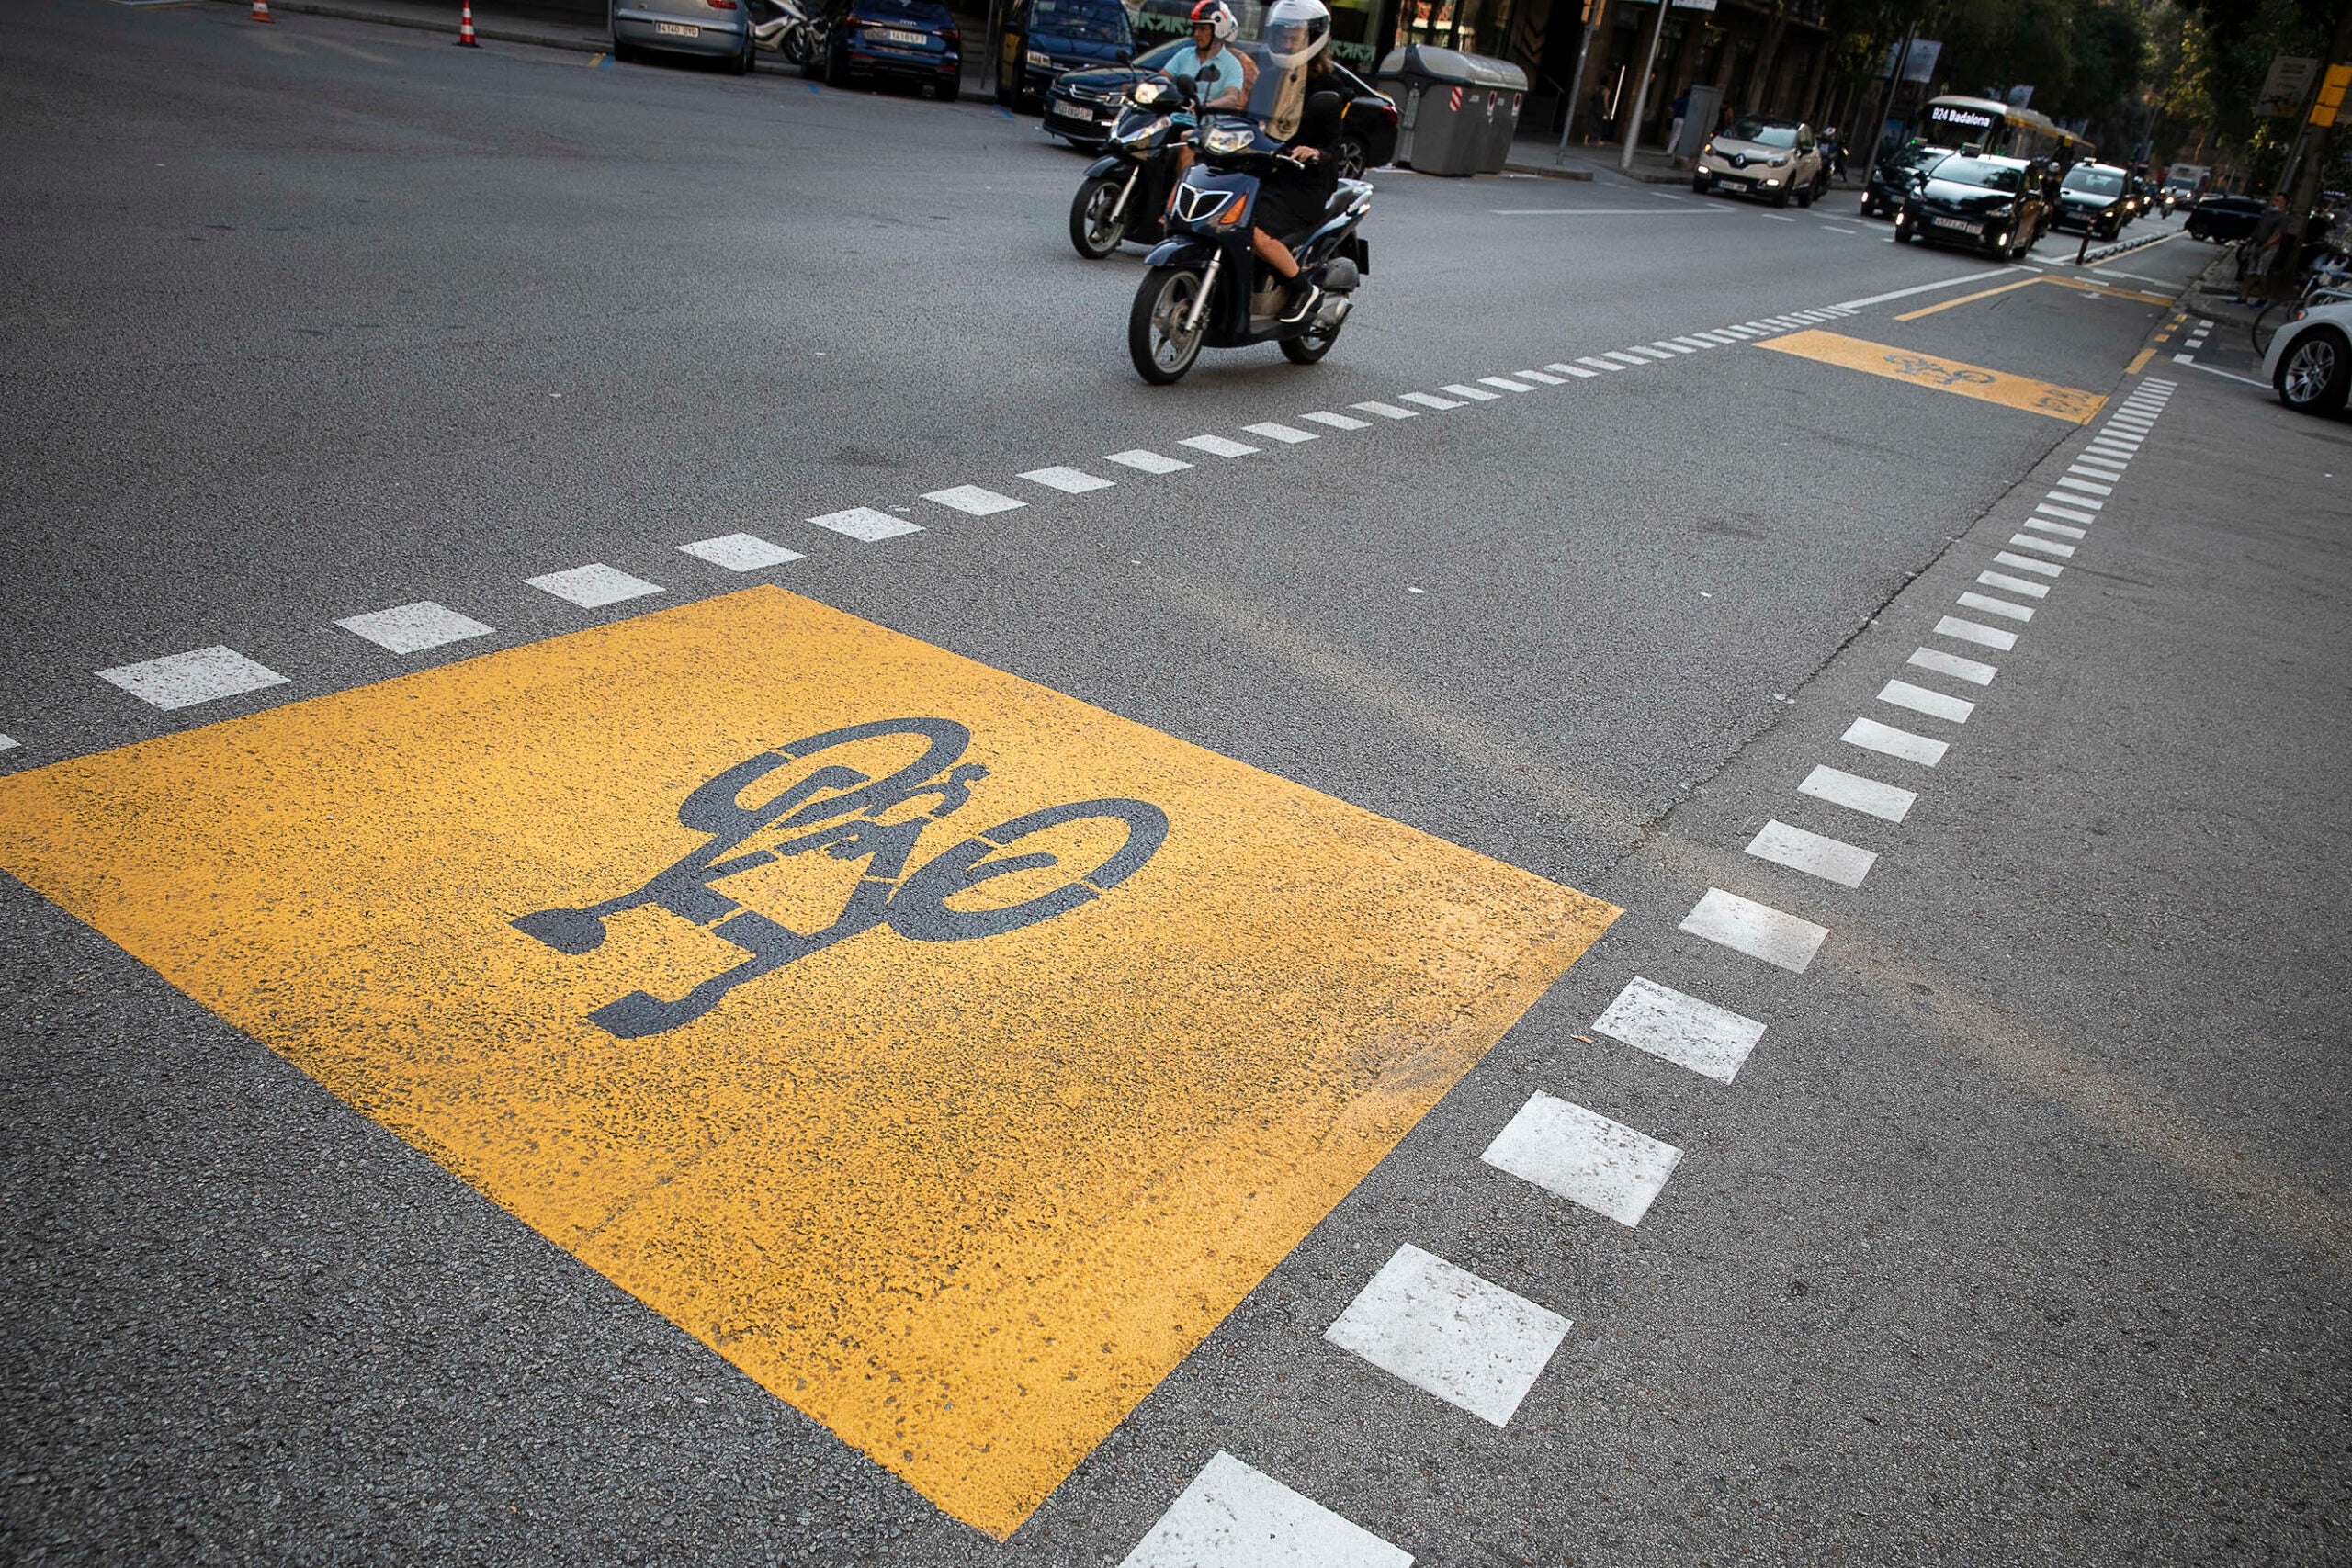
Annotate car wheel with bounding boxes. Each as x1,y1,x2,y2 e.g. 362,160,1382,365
938,73,958,101
824,43,848,86
732,33,753,73
610,35,631,62
1894,218,1914,243
2276,326,2352,414
1771,186,1790,209
1796,184,1814,209
1692,174,1711,194
1333,135,1368,181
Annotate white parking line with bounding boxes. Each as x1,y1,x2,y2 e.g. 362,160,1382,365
336,601,495,653
1119,1452,1410,1568
1592,976,1767,1083
1747,818,1879,888
1908,646,1997,685
923,483,1026,515
1482,1094,1684,1227
1104,448,1193,473
1800,763,1917,823
1019,465,1118,493
526,563,664,608
1324,1244,1570,1427
808,505,922,540
1933,614,2018,650
1680,888,1830,972
1878,678,1976,723
1842,715,1948,767
1179,434,1262,457
96,646,288,710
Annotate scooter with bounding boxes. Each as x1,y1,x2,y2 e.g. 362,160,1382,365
748,0,820,64
1125,96,1371,385
1070,79,1187,259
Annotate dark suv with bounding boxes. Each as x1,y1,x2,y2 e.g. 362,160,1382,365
810,0,962,97
2052,162,2131,239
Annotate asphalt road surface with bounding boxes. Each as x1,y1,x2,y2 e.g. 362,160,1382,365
4,4,2346,1566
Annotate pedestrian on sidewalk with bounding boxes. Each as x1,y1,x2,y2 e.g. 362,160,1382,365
1666,89,1688,159
2239,193,2290,305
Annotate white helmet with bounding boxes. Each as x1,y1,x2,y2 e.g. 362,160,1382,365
1260,0,1329,70
1188,0,1238,43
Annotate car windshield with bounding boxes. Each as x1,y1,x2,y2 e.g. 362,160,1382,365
1934,158,2022,192
1890,146,1949,175
1724,118,1799,149
857,0,950,20
2064,168,2123,196
1029,0,1128,43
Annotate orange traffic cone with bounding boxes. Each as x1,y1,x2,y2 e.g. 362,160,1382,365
457,0,480,45
250,0,274,20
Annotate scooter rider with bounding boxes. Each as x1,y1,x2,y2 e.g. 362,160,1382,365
1163,1,1254,206
1243,0,1343,324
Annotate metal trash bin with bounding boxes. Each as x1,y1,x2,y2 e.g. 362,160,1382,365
1375,45,1524,176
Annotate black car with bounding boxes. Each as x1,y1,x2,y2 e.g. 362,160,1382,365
1894,153,2046,260
2187,194,2264,243
1860,142,1951,219
809,0,960,97
1042,39,1400,179
2051,161,2131,239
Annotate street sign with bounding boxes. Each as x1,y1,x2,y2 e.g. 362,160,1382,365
2257,54,2319,116
2313,62,2351,129
1883,38,1941,83
0,586,1617,1540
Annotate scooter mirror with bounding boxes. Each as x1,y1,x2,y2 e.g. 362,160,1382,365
1168,73,1197,104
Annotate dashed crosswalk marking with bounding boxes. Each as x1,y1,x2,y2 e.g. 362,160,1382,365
96,645,288,710
924,483,1026,514
1120,1451,1412,1568
1105,447,1193,473
1482,1093,1683,1226
1018,465,1117,493
1439,382,1501,400
1800,762,1916,823
1976,570,2051,599
808,504,923,540
1680,887,1829,972
1746,818,1878,887
676,534,804,572
1477,375,1536,391
1297,410,1372,430
1399,391,1465,410
1511,368,1567,386
1842,715,1948,767
1351,400,1421,418
1956,590,2035,622
1591,976,1766,1083
1645,340,1697,355
1323,1244,1570,1427
1240,421,1319,444
1181,434,1262,457
1574,356,1623,373
1933,614,2018,650
336,601,496,654
0,736,16,754
1547,361,1601,378
1603,350,1658,367
1907,646,1997,685
524,563,664,608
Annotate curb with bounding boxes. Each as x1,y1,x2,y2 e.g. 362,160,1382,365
209,0,606,53
1498,163,1596,182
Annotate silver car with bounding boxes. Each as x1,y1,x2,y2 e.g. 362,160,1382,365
1693,115,1828,209
612,0,757,72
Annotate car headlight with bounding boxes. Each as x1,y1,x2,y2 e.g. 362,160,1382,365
1702,140,1715,156
1025,47,1052,67
1201,123,1254,154
1768,154,1789,167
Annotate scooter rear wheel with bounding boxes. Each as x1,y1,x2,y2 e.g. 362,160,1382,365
1071,175,1126,259
1279,309,1344,365
1130,265,1207,385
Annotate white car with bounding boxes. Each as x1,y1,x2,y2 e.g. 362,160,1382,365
2263,294,2352,415
1693,116,1827,209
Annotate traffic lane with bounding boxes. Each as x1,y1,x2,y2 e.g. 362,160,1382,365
2,0,2049,706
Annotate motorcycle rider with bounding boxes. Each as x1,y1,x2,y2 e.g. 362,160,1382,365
1163,1,1254,205
1242,0,1343,324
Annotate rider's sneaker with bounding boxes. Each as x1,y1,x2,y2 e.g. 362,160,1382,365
1279,280,1323,326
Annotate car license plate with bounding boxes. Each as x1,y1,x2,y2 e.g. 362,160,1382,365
877,26,927,44
1933,216,1977,231
655,21,698,35
1057,104,1093,122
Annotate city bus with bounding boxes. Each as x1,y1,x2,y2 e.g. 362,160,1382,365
1921,94,2094,172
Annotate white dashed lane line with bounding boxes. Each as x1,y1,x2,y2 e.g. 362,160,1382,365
1240,421,1319,445
810,505,922,540
1879,677,1977,723
1933,614,2018,650
1842,714,1948,767
1907,647,1998,686
1119,1452,1411,1568
1679,887,1831,972
1591,976,1767,1084
1322,1243,1571,1427
1481,1094,1684,1227
525,563,663,608
1399,391,1466,410
1180,434,1261,457
1019,465,1117,493
1746,818,1879,888
335,600,495,654
1440,382,1503,401
1298,409,1372,430
1351,400,1421,419
95,646,288,711
1798,763,1917,823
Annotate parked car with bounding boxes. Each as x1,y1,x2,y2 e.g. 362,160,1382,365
993,0,1133,112
808,0,960,96
1894,153,2046,260
611,0,756,73
1043,40,1399,177
2187,194,2265,243
1860,143,1952,219
2262,294,2352,414
1693,116,1828,208
2051,162,2132,239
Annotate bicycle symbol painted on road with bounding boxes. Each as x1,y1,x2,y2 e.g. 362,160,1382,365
1883,353,1996,389
511,717,1170,1039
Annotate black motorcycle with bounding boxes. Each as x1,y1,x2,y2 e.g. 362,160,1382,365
1125,105,1371,385
1070,79,1187,259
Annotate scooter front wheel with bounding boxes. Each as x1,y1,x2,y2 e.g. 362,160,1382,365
1071,175,1127,259
1130,265,1207,385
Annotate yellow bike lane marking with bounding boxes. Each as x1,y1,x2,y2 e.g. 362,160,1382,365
0,586,1616,1539
1758,327,2106,423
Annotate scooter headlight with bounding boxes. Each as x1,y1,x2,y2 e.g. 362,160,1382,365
1114,113,1170,144
1201,123,1255,154
1131,81,1165,107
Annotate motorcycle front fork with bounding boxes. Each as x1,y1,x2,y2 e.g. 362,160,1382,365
1106,164,1140,225
1184,251,1221,334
